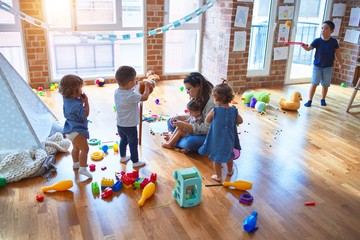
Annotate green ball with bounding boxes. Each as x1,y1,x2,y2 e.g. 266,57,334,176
180,86,184,91
341,83,346,87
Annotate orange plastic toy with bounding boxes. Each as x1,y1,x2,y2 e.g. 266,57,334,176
138,182,156,207
41,180,73,192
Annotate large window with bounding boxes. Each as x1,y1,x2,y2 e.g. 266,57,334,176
247,0,277,76
44,0,145,80
0,0,27,81
164,0,202,74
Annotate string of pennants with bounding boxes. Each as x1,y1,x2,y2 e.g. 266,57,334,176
0,0,218,41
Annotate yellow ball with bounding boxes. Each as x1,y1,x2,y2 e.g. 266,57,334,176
54,83,59,88
50,86,55,91
285,21,292,27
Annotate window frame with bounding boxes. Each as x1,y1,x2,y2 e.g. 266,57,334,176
246,0,277,77
0,0,28,82
44,0,146,80
163,0,203,75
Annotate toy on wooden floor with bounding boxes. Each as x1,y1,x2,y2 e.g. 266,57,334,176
243,211,258,232
138,182,156,207
35,193,44,202
173,167,202,208
279,91,303,111
101,177,114,191
239,193,254,205
305,201,316,206
88,138,100,145
95,77,105,87
91,151,104,161
89,164,96,171
101,187,113,199
205,180,252,191
41,180,73,192
0,177,6,187
91,182,100,194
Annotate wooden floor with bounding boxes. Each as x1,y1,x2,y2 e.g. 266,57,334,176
1,80,360,240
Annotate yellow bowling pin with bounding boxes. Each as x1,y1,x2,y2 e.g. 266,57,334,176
41,180,73,192
138,182,156,207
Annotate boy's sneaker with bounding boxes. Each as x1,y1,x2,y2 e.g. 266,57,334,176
133,160,146,168
120,156,131,163
320,99,327,106
304,100,312,107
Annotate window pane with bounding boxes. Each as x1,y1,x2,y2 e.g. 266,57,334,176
248,0,271,70
164,30,199,73
76,0,115,25
0,32,27,80
44,0,71,28
122,0,143,27
48,31,143,79
0,0,15,24
169,0,199,24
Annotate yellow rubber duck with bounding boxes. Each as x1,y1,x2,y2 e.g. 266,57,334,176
279,91,303,111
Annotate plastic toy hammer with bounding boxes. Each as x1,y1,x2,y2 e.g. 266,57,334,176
205,180,252,191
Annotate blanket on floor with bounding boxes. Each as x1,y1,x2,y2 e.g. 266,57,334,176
0,132,71,183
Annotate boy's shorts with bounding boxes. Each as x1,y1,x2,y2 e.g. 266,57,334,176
65,132,79,141
311,66,333,87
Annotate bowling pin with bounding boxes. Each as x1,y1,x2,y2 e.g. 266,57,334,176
41,180,73,192
138,182,156,207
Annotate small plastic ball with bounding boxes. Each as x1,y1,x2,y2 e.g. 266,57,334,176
341,83,346,87
285,21,292,27
50,86,55,91
95,77,105,87
54,83,59,88
180,86,185,91
32,89,37,94
38,91,44,96
38,87,43,91
155,99,160,104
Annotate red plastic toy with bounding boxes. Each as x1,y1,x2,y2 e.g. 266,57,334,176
36,193,44,202
89,164,96,171
101,187,113,199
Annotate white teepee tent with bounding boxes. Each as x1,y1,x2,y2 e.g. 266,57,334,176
0,52,56,154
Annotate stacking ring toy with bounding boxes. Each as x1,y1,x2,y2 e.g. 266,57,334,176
88,138,100,145
91,151,104,161
239,193,254,205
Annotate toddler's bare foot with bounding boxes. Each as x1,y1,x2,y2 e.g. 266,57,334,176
227,170,234,176
211,174,222,182
161,142,173,149
180,149,189,154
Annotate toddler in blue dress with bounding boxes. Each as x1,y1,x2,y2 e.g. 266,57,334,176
199,80,243,182
60,74,92,179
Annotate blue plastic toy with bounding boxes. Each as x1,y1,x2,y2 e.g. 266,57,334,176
243,211,258,232
173,167,202,208
112,180,123,192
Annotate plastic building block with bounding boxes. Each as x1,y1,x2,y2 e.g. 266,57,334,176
172,167,202,208
134,178,144,189
91,182,100,194
112,181,123,192
140,178,150,189
101,187,113,199
123,183,133,189
101,178,114,190
150,173,157,182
